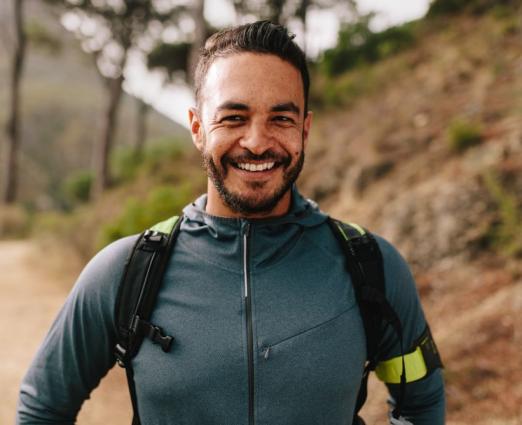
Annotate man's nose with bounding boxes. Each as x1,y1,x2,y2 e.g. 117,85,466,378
239,121,275,155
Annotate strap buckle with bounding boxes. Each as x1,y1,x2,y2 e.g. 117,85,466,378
131,315,174,353
147,324,174,353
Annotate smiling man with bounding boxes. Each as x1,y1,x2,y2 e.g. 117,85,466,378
17,21,445,425
190,48,311,218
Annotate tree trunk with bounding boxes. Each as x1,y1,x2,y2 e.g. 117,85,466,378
91,74,124,199
187,0,206,86
296,0,310,56
134,97,149,160
2,0,26,204
232,0,247,24
267,0,286,24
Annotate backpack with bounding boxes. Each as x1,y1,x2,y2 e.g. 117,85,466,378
113,214,442,425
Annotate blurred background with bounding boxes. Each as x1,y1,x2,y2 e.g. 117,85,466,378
0,0,521,424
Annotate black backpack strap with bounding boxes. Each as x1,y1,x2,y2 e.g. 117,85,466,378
113,214,183,425
327,217,407,423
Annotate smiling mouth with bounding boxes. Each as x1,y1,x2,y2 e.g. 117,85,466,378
234,161,276,172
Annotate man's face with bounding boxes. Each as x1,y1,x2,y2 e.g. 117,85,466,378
189,52,312,217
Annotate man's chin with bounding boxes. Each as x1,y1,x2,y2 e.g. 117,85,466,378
220,187,289,216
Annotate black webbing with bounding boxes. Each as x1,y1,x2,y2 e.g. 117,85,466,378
327,217,407,423
116,215,183,425
137,216,183,320
125,365,141,425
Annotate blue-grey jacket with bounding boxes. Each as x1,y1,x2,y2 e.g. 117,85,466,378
17,188,445,424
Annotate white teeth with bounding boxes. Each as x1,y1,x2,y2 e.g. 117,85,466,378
237,162,275,172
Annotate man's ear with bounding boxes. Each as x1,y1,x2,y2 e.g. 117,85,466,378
188,107,204,151
302,111,313,149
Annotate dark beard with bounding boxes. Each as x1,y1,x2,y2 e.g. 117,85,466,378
202,149,305,216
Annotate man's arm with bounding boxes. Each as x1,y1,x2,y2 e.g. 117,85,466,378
16,236,137,424
375,235,446,425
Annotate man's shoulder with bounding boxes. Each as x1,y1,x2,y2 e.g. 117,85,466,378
324,221,416,298
73,234,141,300
83,234,140,274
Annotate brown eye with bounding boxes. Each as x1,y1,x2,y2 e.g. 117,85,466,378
273,115,295,125
222,115,245,123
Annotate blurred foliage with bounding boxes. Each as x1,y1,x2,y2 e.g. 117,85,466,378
427,0,521,17
147,42,191,80
311,65,377,107
483,170,522,258
62,171,93,205
310,49,411,110
31,145,205,260
0,205,32,239
97,183,193,248
320,16,416,77
447,119,483,153
32,209,95,260
26,20,62,54
111,138,185,184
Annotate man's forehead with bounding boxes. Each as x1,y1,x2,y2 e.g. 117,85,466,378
200,52,304,113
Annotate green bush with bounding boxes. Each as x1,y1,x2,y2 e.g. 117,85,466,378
143,139,184,171
320,16,415,77
447,119,483,152
98,183,193,248
427,0,519,17
111,139,185,184
111,147,143,183
62,171,93,204
483,170,522,257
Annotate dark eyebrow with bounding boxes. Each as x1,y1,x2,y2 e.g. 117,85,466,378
216,101,250,112
270,102,300,116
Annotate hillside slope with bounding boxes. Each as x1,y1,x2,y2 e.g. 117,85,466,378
299,12,521,424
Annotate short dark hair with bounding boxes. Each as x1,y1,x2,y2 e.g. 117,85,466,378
194,20,310,114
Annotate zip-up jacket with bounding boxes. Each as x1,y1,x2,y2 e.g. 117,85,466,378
17,187,445,424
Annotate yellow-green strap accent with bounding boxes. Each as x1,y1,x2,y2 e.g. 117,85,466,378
375,347,428,384
149,215,180,234
348,222,366,236
336,222,366,240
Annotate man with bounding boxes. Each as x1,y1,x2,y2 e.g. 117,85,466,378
17,21,445,424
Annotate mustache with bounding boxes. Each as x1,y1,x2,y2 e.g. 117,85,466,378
223,151,291,166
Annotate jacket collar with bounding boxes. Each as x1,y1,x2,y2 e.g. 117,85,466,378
180,185,328,271
182,185,328,236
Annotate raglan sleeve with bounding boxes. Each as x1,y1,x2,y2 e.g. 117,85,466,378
16,235,138,424
374,235,446,425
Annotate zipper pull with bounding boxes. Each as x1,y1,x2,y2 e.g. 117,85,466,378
243,222,251,237
263,346,271,360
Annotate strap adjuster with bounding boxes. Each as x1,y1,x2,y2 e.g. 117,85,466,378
146,325,174,353
141,230,167,252
131,315,175,353
114,343,128,368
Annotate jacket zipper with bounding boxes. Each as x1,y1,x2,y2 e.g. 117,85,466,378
243,222,254,425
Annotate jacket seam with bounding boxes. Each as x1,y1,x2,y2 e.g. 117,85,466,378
266,304,359,349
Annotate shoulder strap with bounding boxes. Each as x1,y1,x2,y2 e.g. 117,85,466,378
327,217,406,423
328,218,388,360
113,215,183,425
114,214,183,366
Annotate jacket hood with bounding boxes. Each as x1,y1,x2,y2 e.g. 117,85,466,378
180,186,329,271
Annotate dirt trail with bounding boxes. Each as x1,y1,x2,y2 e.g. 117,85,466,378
0,240,131,425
